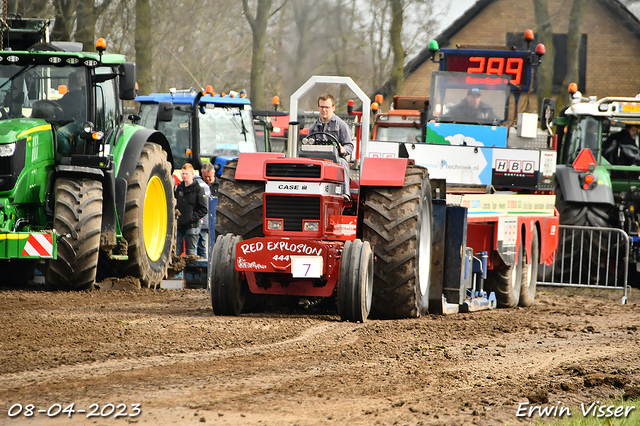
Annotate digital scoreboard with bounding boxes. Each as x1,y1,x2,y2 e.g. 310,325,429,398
439,49,534,92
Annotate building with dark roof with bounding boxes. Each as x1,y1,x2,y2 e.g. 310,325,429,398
375,0,640,111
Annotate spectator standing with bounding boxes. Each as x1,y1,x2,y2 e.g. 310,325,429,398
201,161,219,196
175,163,207,256
195,162,219,259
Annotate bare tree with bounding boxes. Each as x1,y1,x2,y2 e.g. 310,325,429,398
533,0,586,111
290,0,316,89
51,0,77,41
242,0,286,109
559,0,585,107
368,1,392,91
388,0,404,96
135,0,151,95
531,0,555,109
75,0,114,51
7,0,51,18
149,0,250,93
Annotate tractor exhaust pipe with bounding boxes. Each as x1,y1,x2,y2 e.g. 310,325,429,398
287,121,300,158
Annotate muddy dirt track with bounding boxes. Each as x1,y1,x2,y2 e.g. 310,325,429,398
1,284,639,426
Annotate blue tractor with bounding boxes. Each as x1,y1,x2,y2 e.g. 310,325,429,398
134,87,263,175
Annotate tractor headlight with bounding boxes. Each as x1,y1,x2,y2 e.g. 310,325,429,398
267,219,283,230
0,143,16,157
303,221,319,231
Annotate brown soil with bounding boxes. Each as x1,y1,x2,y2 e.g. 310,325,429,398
1,284,639,425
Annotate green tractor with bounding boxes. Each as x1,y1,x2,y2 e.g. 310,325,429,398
0,20,176,290
552,87,640,284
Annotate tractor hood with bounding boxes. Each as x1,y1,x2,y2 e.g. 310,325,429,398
0,118,52,143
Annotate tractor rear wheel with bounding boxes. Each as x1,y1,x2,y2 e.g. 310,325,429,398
120,143,176,288
47,178,103,291
215,159,264,240
556,184,614,228
519,229,539,307
210,233,245,316
487,234,524,308
363,165,432,318
543,183,616,284
337,239,374,323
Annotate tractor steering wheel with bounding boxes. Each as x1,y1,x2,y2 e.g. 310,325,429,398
305,131,341,152
31,99,64,122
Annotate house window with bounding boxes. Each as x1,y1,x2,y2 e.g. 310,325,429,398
506,33,587,93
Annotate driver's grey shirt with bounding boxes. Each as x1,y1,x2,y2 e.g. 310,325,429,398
307,114,354,157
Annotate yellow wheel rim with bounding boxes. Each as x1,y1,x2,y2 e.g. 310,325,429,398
143,176,167,262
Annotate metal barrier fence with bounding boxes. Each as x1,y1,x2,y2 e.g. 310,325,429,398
537,225,629,303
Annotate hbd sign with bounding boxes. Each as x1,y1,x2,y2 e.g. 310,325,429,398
494,159,535,175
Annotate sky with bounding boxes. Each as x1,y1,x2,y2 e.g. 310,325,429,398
438,0,477,33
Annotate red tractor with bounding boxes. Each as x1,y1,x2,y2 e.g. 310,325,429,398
211,76,433,322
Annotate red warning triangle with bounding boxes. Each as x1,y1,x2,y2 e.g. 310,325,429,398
573,148,597,171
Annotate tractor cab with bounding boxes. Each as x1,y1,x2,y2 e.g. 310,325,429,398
136,88,261,172
428,71,510,126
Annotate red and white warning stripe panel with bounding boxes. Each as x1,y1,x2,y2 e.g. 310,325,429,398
22,233,54,258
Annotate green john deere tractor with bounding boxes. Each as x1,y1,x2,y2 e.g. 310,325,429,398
553,90,640,285
0,19,176,290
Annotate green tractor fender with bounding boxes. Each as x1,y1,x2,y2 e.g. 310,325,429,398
555,164,614,205
105,127,173,242
114,127,173,180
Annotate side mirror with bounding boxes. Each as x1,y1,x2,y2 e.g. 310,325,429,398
157,101,173,122
119,62,137,100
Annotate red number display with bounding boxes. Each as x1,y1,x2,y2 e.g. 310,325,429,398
450,55,526,87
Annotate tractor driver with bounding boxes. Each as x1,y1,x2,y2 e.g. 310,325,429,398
447,88,498,123
56,71,87,156
306,93,353,199
602,124,640,165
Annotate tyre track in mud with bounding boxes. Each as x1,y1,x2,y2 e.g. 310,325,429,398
1,288,639,426
0,321,363,391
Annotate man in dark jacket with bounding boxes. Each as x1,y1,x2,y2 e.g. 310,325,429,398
446,88,498,123
195,161,220,259
175,163,208,256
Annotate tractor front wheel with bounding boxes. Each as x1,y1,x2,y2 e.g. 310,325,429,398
210,233,245,316
519,229,540,307
47,178,103,291
363,164,432,318
120,143,176,288
337,239,374,323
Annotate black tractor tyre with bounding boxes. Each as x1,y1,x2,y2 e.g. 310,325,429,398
46,178,103,291
363,165,433,319
215,159,264,240
556,184,614,227
210,233,246,316
337,239,374,323
120,143,176,288
542,183,616,284
519,229,540,307
487,234,524,308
